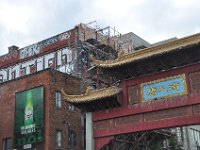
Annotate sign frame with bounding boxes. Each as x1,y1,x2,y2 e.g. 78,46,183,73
14,86,44,148
141,74,188,102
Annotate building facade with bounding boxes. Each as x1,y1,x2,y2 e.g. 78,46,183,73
0,69,83,150
0,24,85,150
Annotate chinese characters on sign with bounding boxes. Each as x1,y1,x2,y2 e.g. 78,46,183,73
141,74,187,102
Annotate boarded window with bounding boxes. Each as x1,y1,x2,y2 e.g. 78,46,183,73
56,130,62,147
55,91,62,108
3,138,12,150
68,131,76,150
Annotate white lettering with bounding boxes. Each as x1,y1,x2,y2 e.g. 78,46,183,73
9,65,20,80
0,69,8,82
21,124,36,134
0,47,73,84
19,31,71,59
57,50,62,67
57,48,72,66
58,32,71,41
20,44,40,59
61,48,72,64
36,57,44,72
21,60,35,75
45,53,55,69
65,64,74,73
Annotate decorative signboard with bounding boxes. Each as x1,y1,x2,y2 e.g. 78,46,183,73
0,47,73,83
141,74,187,102
14,86,44,148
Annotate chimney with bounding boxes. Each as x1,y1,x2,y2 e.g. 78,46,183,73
8,45,19,53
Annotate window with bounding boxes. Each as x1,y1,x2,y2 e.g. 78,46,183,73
56,130,62,147
3,138,12,150
176,127,183,143
69,104,75,111
55,91,62,107
191,128,200,146
0,76,3,83
20,68,26,76
162,139,169,149
68,131,76,150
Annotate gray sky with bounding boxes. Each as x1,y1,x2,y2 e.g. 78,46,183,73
0,0,200,55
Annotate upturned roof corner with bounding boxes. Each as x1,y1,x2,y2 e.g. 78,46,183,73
90,32,200,68
62,86,122,103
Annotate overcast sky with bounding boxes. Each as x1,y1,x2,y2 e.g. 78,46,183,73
0,0,200,55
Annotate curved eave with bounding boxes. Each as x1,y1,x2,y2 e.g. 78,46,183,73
62,86,121,103
91,32,200,68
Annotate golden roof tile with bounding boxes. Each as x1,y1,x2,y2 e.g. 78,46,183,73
62,86,121,103
91,32,200,68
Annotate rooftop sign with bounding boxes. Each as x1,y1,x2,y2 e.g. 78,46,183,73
0,47,73,83
20,31,71,59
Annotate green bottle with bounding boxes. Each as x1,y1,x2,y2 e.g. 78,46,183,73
24,91,34,126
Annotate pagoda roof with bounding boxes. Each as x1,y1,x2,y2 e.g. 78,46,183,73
62,86,121,103
91,32,200,68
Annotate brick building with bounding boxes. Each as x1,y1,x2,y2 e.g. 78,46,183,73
0,24,86,150
0,68,83,150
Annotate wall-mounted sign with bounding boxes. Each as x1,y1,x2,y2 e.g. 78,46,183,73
14,86,44,148
20,31,71,59
23,144,32,149
141,74,187,102
0,47,73,83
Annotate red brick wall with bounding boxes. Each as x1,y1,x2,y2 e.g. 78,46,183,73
48,70,82,150
0,50,19,68
0,70,49,149
0,69,82,150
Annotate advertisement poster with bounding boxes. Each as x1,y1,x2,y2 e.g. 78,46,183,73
14,86,44,147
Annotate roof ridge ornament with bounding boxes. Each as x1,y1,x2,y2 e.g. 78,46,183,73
85,86,95,95
117,49,125,61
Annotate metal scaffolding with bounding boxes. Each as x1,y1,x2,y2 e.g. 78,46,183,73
99,129,183,150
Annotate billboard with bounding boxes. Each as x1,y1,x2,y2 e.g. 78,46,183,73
14,86,44,147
